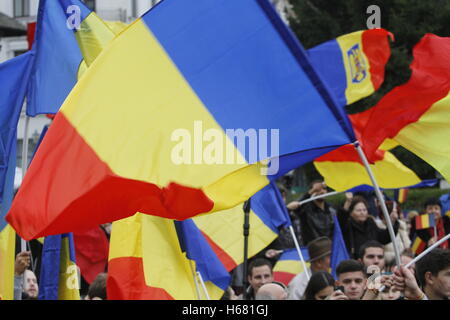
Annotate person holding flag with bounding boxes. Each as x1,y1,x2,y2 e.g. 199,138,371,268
411,198,450,250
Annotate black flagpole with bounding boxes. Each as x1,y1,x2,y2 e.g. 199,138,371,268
242,198,251,300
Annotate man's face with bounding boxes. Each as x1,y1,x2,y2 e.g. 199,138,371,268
428,266,450,299
338,271,366,300
248,265,273,292
362,247,385,271
425,204,442,221
24,270,39,299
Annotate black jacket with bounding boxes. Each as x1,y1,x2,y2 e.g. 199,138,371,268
294,194,335,246
337,208,399,259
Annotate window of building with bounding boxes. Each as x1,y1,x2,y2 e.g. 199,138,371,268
13,0,30,17
83,0,96,11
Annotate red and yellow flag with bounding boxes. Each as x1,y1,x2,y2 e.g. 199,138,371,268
358,34,450,182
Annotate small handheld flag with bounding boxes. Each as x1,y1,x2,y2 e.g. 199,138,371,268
415,214,436,230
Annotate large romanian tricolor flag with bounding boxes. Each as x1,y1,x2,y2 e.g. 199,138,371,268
314,110,420,191
359,34,450,182
273,248,310,286
7,0,355,241
308,29,393,107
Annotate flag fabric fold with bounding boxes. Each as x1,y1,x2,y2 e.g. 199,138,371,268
273,248,310,286
0,51,34,300
314,111,420,192
330,215,350,278
38,233,80,300
193,182,291,273
107,214,198,300
26,0,124,116
175,219,231,299
358,34,450,182
7,0,354,241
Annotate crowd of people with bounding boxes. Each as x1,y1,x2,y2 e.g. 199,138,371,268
230,180,450,300
11,180,450,300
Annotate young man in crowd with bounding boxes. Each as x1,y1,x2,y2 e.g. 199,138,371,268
287,181,335,245
335,260,367,300
358,240,386,273
240,258,274,300
415,248,450,300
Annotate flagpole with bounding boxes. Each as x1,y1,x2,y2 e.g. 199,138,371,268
288,226,310,280
299,191,341,206
196,271,211,300
354,142,402,269
20,115,30,254
242,198,251,300
188,260,202,300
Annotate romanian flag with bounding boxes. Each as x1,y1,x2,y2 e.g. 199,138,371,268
175,219,231,300
107,182,291,299
193,182,291,273
308,29,393,107
411,236,426,255
7,0,354,240
273,248,310,286
359,34,450,182
394,188,409,204
314,111,420,191
439,193,450,218
330,215,350,279
415,214,436,230
0,51,34,300
73,227,109,284
107,214,198,300
38,233,80,300
26,0,125,116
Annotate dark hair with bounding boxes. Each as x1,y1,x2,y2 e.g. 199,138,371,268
423,198,442,210
87,273,107,300
303,271,335,300
348,196,369,215
248,258,273,277
359,240,384,258
309,180,324,189
416,249,450,288
336,260,365,278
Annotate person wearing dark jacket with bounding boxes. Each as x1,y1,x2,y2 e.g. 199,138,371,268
288,180,335,245
337,196,399,259
411,198,450,250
